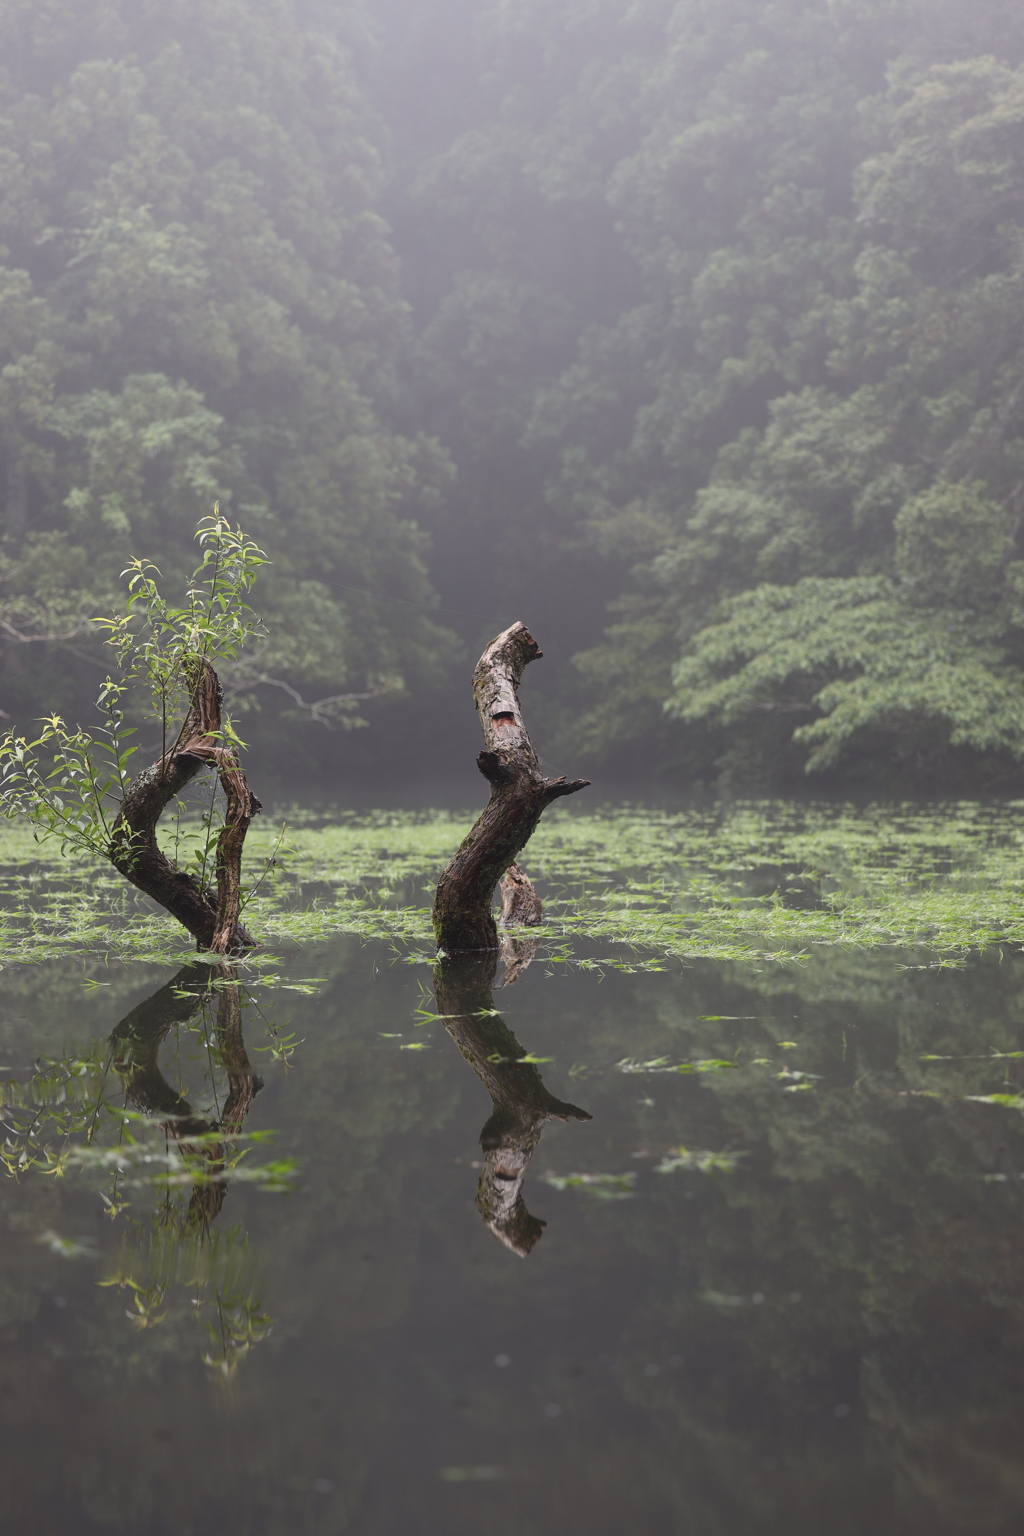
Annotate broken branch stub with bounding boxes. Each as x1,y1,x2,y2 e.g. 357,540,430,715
109,659,261,954
499,862,542,927
433,622,589,952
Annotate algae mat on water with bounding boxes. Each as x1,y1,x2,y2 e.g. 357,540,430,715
1,799,1023,967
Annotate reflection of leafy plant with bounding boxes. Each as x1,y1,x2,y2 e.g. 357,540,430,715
252,1032,304,1069
35,1229,100,1259
0,1033,294,1193
45,1119,297,1192
0,1040,116,1177
5,968,295,1384
615,1057,737,1075
777,1069,820,1093
542,1170,636,1200
105,1276,168,1330
100,1214,271,1373
655,1147,747,1175
202,1291,274,1377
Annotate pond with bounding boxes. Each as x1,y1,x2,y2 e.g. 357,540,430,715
2,800,1024,1534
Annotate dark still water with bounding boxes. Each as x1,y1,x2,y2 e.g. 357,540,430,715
2,935,1024,1535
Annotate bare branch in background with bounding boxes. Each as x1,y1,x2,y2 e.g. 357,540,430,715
0,615,107,669
220,646,398,727
243,673,388,728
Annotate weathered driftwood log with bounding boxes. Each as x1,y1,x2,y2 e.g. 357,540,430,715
434,951,591,1256
433,623,589,952
109,660,261,953
111,963,263,1227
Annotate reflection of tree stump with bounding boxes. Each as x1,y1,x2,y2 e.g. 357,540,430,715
434,952,591,1256
110,963,262,1228
433,624,588,953
499,934,539,988
498,863,542,985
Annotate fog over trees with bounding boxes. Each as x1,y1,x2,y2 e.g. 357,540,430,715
4,0,1024,793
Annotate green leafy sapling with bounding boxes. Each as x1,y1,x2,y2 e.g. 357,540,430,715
0,512,268,953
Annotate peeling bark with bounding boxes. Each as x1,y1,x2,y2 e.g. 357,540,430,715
434,951,591,1256
433,623,589,952
109,660,261,953
499,861,543,926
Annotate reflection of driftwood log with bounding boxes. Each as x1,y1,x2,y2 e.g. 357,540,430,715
496,855,545,985
433,624,589,953
499,933,539,987
110,963,262,1226
109,660,260,954
498,862,543,985
434,951,591,1256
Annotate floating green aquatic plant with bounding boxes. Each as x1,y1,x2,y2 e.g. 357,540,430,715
541,1170,637,1200
615,1057,738,1075
3,799,1024,966
655,1147,747,1175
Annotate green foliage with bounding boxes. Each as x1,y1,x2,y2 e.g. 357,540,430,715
12,0,1024,783
379,0,1024,784
667,576,1024,770
894,480,1014,609
0,513,265,858
0,0,455,740
601,38,1024,777
5,799,1024,968
99,511,267,745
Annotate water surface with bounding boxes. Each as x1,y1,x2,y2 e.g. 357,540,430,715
2,912,1024,1534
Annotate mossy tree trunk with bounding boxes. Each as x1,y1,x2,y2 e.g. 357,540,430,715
109,661,261,953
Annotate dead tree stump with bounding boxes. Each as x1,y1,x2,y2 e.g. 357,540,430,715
109,659,261,954
433,622,589,952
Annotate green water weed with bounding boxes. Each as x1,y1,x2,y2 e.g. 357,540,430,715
5,799,1024,967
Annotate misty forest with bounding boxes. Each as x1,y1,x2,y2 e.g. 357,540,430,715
5,4,1024,1535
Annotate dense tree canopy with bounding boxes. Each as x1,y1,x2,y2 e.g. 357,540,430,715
379,0,1024,788
7,0,1024,788
0,0,454,746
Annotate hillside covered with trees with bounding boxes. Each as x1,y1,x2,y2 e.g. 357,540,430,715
5,0,1024,792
